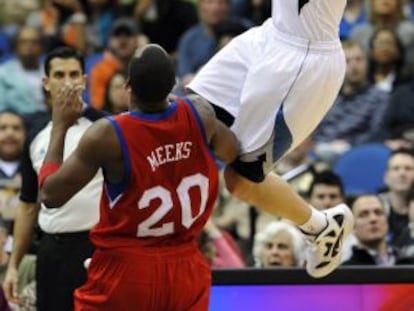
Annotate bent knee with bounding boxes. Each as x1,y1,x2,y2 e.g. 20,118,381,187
224,166,258,200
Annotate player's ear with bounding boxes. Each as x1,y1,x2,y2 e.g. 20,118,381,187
42,76,50,92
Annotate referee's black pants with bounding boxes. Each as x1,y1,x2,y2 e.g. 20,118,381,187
36,231,95,311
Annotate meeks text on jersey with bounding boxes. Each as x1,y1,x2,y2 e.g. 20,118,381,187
147,141,192,172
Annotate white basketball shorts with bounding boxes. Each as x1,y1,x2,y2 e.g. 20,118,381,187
188,19,346,182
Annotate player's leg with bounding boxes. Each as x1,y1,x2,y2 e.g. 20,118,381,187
223,23,352,277
74,249,156,311
225,167,354,277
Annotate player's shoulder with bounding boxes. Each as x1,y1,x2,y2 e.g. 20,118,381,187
184,94,216,136
184,94,215,121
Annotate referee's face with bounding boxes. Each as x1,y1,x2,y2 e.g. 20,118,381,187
42,58,87,101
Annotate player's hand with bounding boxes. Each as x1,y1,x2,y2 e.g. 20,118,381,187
53,82,84,129
3,266,21,305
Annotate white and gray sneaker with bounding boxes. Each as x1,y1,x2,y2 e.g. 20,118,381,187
305,204,354,278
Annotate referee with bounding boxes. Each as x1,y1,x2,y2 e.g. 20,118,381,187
3,47,107,311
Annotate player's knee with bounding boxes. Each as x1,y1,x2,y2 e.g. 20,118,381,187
224,166,255,200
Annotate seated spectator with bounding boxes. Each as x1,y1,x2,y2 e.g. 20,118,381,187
89,18,141,109
0,26,47,115
373,78,414,148
314,40,390,160
175,17,248,95
133,0,198,54
393,182,414,261
339,0,367,39
26,0,87,52
351,0,414,69
82,0,116,54
198,219,245,268
368,27,410,93
0,110,26,231
307,171,345,211
0,0,39,39
380,148,414,243
252,221,305,268
176,0,231,84
343,194,398,266
103,71,129,114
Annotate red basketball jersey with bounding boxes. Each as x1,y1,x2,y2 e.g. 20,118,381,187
90,98,219,249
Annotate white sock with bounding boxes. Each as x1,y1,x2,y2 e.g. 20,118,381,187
299,207,327,235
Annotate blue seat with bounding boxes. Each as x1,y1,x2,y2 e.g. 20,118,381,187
333,143,391,195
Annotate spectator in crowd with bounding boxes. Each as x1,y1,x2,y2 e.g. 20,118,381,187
307,170,346,211
392,182,414,261
339,0,367,39
374,80,414,149
314,40,390,159
0,0,39,39
253,221,305,268
380,148,414,243
0,26,47,115
198,219,245,268
89,17,141,109
175,18,248,95
2,47,106,311
0,110,26,231
26,0,87,53
351,0,414,58
176,0,231,83
343,194,398,266
133,0,198,54
103,71,129,114
82,0,117,54
368,27,409,93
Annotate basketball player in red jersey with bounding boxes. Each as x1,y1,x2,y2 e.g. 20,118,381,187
38,44,239,311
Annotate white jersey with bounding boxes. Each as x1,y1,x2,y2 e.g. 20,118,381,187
30,117,102,233
272,0,346,41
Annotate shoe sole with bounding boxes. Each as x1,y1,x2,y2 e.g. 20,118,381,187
307,204,355,278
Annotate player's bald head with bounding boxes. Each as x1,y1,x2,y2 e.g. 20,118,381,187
128,44,175,103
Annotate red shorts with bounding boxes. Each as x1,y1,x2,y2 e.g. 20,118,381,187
74,243,211,311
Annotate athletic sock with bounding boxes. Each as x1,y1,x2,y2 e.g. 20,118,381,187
299,207,328,236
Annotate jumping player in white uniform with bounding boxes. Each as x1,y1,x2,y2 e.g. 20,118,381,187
188,0,354,278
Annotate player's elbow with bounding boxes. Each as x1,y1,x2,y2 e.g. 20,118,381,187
39,189,64,209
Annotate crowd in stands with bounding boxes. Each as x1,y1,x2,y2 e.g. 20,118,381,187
0,0,414,309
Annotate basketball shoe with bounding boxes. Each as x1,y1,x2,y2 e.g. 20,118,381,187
305,203,354,278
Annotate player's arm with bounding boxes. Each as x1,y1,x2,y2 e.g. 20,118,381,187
4,137,40,303
39,119,116,208
187,94,240,164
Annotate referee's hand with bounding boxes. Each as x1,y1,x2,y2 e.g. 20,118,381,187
3,266,21,305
